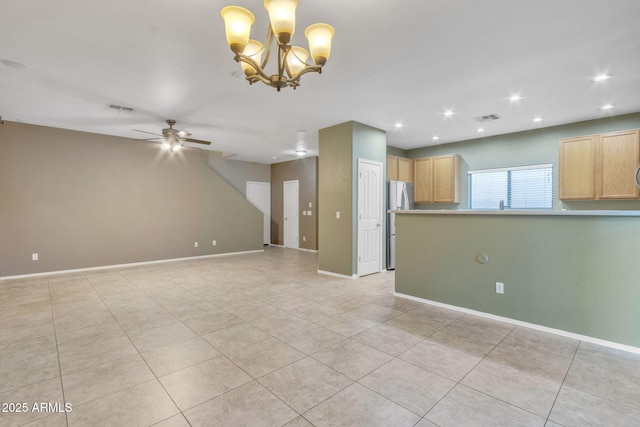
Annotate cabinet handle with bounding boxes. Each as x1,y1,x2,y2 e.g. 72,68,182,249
635,165,640,189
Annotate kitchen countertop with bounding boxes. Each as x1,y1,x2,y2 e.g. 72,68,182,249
391,209,640,217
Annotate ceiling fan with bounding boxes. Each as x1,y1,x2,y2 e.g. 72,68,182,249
133,119,211,152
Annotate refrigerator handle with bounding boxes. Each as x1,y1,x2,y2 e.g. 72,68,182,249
402,184,409,210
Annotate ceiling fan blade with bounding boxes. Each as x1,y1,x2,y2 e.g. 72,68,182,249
132,129,163,137
137,137,163,141
184,138,211,145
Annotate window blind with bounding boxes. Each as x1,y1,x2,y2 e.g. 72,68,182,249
468,164,553,210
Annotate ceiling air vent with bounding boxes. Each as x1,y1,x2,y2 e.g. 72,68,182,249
474,114,500,123
105,104,134,113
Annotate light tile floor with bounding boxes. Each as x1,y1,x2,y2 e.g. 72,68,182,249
1,247,640,426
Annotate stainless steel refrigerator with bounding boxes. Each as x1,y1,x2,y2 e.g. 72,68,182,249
386,180,414,270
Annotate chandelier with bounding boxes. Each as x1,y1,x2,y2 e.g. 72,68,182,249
221,0,334,91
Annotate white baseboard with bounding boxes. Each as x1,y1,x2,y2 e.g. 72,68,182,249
318,270,357,280
0,250,265,281
395,292,640,355
268,244,318,253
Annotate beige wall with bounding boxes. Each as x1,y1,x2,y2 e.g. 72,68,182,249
206,154,270,196
318,122,353,276
0,121,263,277
270,157,318,250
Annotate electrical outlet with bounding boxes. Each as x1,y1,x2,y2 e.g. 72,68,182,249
303,211,307,216
336,211,340,219
32,253,39,261
303,236,306,242
496,282,504,294
194,242,198,248
309,202,312,208
212,240,217,246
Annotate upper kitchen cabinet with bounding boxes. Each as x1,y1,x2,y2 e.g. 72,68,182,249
433,154,460,203
559,135,597,199
600,130,640,199
559,129,640,200
413,154,460,203
397,157,414,183
414,157,433,203
387,155,414,183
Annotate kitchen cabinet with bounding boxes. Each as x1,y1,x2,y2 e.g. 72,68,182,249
387,155,399,181
397,157,413,183
387,155,413,183
558,135,597,199
559,129,639,200
413,154,460,203
600,130,640,199
414,157,432,202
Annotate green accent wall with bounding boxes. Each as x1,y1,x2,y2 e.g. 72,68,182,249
0,121,263,277
352,122,387,273
386,146,409,158
318,121,387,276
395,213,640,347
318,122,353,276
408,112,640,210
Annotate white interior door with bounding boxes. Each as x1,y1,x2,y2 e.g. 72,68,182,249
283,180,299,249
358,158,383,276
246,181,271,245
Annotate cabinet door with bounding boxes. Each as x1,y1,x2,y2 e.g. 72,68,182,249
559,136,597,200
433,155,460,203
397,157,413,183
600,130,640,199
413,157,432,203
387,155,398,181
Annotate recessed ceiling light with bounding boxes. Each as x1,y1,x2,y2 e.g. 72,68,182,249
443,110,454,117
532,117,543,123
600,104,615,110
509,94,523,102
592,73,611,82
394,122,403,129
432,136,440,141
272,156,277,160
295,149,306,156
477,128,484,133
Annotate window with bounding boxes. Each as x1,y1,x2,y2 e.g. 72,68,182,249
468,164,553,210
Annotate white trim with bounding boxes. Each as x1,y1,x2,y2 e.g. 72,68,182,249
269,244,318,253
395,292,640,355
0,250,264,281
318,270,357,280
357,157,385,277
468,163,553,175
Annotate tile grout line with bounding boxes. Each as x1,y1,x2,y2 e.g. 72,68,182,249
46,276,70,427
82,269,189,422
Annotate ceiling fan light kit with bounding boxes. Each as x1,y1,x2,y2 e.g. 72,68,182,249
221,0,334,91
133,119,211,152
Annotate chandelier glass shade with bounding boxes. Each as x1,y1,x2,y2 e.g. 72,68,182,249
221,1,334,91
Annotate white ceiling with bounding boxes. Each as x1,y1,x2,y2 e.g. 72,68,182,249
2,0,639,163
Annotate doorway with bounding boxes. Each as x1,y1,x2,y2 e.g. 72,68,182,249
283,180,299,249
357,158,383,276
246,181,271,245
